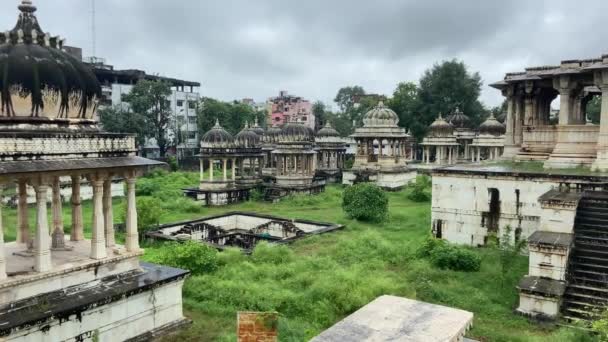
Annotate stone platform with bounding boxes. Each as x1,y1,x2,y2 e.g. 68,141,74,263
0,262,189,342
311,295,473,342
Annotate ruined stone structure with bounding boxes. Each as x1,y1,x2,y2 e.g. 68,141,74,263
490,53,608,170
315,122,347,183
262,125,282,177
343,102,416,189
184,120,263,206
0,2,189,340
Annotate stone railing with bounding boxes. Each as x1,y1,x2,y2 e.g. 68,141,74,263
0,133,137,160
522,125,557,153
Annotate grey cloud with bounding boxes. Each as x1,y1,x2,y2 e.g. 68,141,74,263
2,0,608,108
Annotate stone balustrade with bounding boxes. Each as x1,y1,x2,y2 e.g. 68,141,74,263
0,133,136,160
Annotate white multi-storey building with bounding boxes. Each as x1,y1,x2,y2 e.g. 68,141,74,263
89,58,201,158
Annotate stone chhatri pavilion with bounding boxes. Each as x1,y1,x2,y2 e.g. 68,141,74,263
315,121,347,183
0,2,189,340
343,101,416,189
469,113,506,162
420,114,460,165
185,120,263,206
490,53,608,170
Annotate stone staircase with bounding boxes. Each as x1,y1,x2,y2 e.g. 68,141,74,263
562,192,608,321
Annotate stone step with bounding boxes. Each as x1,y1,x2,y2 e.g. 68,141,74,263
575,235,608,245
562,307,599,320
574,248,608,258
564,291,608,303
576,216,608,226
570,262,608,275
563,299,607,310
569,275,608,288
574,228,608,238
567,284,608,298
572,255,608,267
577,209,608,219
572,269,608,281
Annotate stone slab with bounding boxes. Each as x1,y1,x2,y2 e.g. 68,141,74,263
517,276,566,298
310,295,473,342
0,156,163,175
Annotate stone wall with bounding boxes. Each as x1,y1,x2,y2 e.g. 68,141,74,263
237,312,278,342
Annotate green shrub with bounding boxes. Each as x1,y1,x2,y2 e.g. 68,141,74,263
152,241,219,274
342,183,388,222
168,156,179,171
417,236,481,272
407,175,431,202
252,242,295,264
122,196,162,232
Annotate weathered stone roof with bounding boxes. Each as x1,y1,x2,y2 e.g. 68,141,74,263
279,122,314,143
428,114,454,137
362,101,399,127
0,156,163,176
235,122,261,148
479,114,506,136
518,276,566,298
201,120,234,149
447,107,470,129
528,231,574,248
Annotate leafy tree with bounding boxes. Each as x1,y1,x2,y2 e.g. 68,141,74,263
388,82,423,140
325,111,354,136
122,80,173,157
98,105,147,146
121,197,162,233
342,183,388,222
312,101,327,131
334,85,365,112
407,175,431,202
418,60,487,136
197,97,265,135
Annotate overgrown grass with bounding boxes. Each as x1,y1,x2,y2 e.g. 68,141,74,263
1,171,594,341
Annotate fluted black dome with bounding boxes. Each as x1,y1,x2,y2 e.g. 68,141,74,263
264,125,282,143
201,120,234,148
235,122,261,148
479,114,506,136
428,114,454,137
316,121,340,138
447,107,470,129
280,122,314,142
0,1,101,121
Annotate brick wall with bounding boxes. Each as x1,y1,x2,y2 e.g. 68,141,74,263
237,312,278,342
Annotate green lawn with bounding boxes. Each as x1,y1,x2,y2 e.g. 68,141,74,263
1,171,595,341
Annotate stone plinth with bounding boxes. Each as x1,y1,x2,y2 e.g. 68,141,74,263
527,231,573,281
544,125,598,169
311,295,473,342
517,276,566,320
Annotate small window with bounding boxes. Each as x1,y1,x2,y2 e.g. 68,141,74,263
188,101,196,109
188,117,196,125
177,100,184,107
188,132,197,140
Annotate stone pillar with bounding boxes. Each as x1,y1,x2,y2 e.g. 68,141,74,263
33,182,52,273
70,175,84,242
51,177,65,249
199,159,204,182
223,159,228,181
471,147,475,162
477,147,481,162
502,86,519,158
0,186,6,280
592,72,608,171
17,179,30,245
103,178,115,248
90,176,107,260
125,176,140,253
524,82,535,126
209,160,214,182
232,158,237,181
514,94,524,146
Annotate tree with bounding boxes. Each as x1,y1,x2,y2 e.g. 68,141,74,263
342,183,389,222
122,80,173,157
334,86,365,112
418,60,487,136
197,97,265,136
388,82,423,139
98,105,147,146
312,101,327,132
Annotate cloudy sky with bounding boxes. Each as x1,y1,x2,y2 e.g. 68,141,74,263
2,0,608,109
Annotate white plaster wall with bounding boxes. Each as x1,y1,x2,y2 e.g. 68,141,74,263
376,171,417,189
342,172,356,186
517,293,560,318
235,215,272,229
293,222,328,233
432,174,557,246
538,206,576,234
204,216,239,229
5,279,186,342
528,247,569,281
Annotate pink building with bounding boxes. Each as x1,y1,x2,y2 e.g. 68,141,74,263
268,91,314,129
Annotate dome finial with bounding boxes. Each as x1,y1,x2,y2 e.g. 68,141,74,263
18,0,36,13
378,100,385,107
438,112,443,120
214,118,221,128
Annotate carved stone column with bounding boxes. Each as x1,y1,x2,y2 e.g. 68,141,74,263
125,176,140,253
592,68,608,171
0,185,6,280
232,158,236,181
103,178,115,248
222,159,228,181
33,181,52,272
502,85,519,158
70,175,84,242
89,175,107,260
51,177,65,249
17,179,30,246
